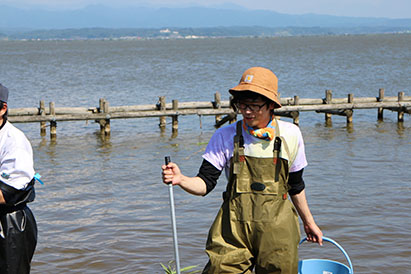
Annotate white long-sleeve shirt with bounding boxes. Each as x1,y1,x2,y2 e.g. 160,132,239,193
0,121,35,190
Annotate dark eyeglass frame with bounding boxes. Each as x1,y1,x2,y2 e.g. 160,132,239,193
234,101,268,112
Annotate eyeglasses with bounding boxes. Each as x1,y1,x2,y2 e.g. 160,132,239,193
235,102,268,112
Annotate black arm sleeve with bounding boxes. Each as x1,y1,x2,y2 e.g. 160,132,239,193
288,169,305,195
196,159,222,196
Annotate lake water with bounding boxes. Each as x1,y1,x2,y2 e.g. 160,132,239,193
0,34,410,273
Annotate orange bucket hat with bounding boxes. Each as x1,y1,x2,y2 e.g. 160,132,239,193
229,67,281,108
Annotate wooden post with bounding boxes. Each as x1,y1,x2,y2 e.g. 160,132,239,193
398,91,404,122
229,116,237,124
292,95,300,125
39,100,46,136
214,92,222,124
346,93,354,124
99,99,105,135
325,90,332,125
172,100,178,135
215,112,237,128
159,96,166,130
229,95,237,124
377,88,384,121
103,99,110,136
49,102,57,139
98,98,111,136
99,98,104,134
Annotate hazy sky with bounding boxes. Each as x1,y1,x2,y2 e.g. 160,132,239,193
1,0,410,19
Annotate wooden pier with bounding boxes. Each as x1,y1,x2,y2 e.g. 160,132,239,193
8,89,410,139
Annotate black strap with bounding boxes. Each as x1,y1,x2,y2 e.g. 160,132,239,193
273,136,282,182
226,121,245,200
274,136,282,152
0,202,27,215
0,178,36,206
234,120,244,148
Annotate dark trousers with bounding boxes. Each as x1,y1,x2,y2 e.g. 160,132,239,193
0,205,37,274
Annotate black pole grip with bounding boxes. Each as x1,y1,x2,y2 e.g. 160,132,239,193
165,156,171,165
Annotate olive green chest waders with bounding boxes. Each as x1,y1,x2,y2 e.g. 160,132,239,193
203,120,300,274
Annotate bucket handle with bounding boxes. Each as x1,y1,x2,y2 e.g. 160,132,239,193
299,236,354,274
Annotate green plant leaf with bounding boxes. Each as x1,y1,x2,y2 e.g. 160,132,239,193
161,261,200,274
196,142,209,146
160,262,174,274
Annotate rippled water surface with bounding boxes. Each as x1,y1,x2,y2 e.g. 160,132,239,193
0,34,410,273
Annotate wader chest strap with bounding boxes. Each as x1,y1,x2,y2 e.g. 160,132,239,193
233,121,244,175
272,118,281,182
273,137,281,182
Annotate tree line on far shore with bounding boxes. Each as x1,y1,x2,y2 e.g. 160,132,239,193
1,26,410,40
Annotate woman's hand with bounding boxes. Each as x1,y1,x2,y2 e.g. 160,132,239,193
162,162,182,186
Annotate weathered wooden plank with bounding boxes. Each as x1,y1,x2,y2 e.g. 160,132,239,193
277,101,411,112
8,95,411,117
8,101,411,124
282,96,411,105
9,107,93,116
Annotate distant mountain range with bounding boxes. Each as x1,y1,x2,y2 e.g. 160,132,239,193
0,4,410,39
2,4,411,29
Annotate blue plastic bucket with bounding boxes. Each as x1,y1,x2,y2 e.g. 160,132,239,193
298,237,353,274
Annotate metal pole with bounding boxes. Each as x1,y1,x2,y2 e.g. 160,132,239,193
165,156,181,274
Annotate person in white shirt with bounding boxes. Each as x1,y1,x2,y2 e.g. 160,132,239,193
162,67,322,273
0,83,37,274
